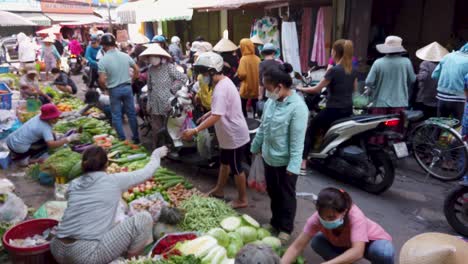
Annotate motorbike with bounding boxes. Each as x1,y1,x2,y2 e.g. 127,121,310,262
297,72,399,194
444,176,468,236
154,83,260,169
68,54,83,75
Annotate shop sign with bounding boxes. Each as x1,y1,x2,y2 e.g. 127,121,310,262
40,0,94,14
0,0,41,12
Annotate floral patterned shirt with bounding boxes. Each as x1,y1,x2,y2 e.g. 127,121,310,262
147,63,187,115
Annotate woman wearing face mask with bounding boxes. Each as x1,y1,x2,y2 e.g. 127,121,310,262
250,63,309,243
282,187,394,264
139,44,187,148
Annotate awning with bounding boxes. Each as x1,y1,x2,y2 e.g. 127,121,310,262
18,13,51,26
45,13,102,22
190,0,285,10
116,0,192,24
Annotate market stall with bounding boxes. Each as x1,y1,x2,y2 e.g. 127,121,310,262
0,76,304,263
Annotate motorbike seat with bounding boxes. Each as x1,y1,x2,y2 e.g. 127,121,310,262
330,115,389,127
402,110,424,122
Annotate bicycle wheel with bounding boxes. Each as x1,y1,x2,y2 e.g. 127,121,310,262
410,122,468,181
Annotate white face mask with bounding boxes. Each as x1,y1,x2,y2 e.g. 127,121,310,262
266,89,279,101
149,56,161,66
161,58,167,64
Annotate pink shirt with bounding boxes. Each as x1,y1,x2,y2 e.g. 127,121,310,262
211,77,250,149
303,205,392,248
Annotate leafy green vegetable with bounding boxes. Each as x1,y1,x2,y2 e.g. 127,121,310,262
178,196,237,232
235,226,258,244
256,228,271,240
226,241,242,258
54,117,115,144
41,147,82,178
124,255,202,264
261,237,281,249
241,214,260,228
207,228,229,248
220,216,242,232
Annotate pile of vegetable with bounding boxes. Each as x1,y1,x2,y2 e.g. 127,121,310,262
0,222,12,251
123,255,202,264
94,134,114,148
54,117,115,144
41,147,82,179
55,96,85,110
178,196,236,232
41,85,62,99
166,184,203,207
176,235,234,264
56,103,73,112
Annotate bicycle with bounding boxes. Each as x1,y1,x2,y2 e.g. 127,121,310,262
395,115,468,182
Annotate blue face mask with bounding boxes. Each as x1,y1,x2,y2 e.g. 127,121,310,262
319,216,344,230
202,75,211,85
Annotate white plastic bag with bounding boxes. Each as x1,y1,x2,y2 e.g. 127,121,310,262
197,129,212,159
128,193,168,222
247,155,267,193
0,192,28,224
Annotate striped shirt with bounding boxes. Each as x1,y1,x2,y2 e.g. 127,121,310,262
436,91,466,103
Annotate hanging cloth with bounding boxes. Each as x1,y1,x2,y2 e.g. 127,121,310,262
310,7,326,66
250,16,280,49
281,21,301,73
300,8,313,72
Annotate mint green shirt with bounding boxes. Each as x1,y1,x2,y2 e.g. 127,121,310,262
251,91,309,175
98,49,135,89
365,55,416,107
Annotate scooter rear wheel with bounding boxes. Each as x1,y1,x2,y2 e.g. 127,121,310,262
444,185,468,236
361,151,395,194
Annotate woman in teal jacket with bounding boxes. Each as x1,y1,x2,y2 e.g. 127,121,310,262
251,63,308,243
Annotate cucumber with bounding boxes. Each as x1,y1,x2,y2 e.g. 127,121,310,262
154,176,184,182
155,170,177,177
184,182,194,189
162,179,185,190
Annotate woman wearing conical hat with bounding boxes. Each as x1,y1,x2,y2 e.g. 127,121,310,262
415,42,449,119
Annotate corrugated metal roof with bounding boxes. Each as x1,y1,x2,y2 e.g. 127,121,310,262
18,12,51,26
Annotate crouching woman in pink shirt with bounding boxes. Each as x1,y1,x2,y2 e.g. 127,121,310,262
282,187,394,264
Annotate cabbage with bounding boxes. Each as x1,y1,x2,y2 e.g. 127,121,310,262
261,236,281,249
242,214,260,228
202,245,224,264
220,216,242,232
236,226,258,243
211,247,227,264
207,228,229,248
256,228,271,240
226,242,242,258
228,232,243,244
177,236,218,257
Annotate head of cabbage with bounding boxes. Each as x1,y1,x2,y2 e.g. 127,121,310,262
236,226,258,244
207,227,229,248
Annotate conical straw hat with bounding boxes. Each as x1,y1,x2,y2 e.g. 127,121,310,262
213,38,238,52
400,233,468,264
139,43,171,58
416,42,449,62
42,36,55,43
250,34,263,45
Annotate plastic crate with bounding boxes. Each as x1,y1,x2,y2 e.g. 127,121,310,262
0,82,12,110
0,66,9,73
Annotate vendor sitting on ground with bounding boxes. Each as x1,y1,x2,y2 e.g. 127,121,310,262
282,187,394,264
51,146,168,264
6,104,81,164
79,89,111,120
51,67,78,94
19,69,52,104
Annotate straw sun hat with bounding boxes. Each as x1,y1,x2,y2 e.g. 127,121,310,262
213,38,238,53
376,35,406,54
42,36,55,43
399,233,468,264
250,34,264,45
139,43,171,59
416,42,449,62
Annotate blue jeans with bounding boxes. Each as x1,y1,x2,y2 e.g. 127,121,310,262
109,84,139,142
311,233,394,264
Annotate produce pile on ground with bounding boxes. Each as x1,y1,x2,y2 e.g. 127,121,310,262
41,147,82,180
53,95,85,110
54,117,116,144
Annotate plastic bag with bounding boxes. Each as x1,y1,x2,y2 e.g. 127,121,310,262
128,193,168,222
197,129,212,159
353,92,369,108
0,192,27,224
114,199,129,224
33,201,68,220
247,155,267,193
180,115,196,132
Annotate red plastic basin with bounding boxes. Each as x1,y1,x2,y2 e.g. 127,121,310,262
2,218,58,264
